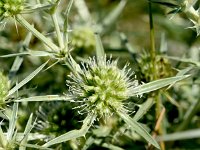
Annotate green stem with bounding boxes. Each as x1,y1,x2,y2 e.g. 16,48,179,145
51,13,64,49
148,1,159,115
148,2,164,149
16,14,59,52
148,1,156,81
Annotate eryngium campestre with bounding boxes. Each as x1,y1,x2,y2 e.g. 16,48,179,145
67,56,139,119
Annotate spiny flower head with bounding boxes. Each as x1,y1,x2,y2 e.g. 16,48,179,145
137,51,174,82
67,56,139,119
0,71,10,107
0,0,25,18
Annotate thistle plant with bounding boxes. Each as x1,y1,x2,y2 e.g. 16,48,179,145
0,0,199,149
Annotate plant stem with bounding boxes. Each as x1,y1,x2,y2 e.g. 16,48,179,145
148,2,165,149
51,13,64,49
148,2,156,67
16,14,59,52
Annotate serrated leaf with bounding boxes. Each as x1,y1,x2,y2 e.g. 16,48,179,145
20,114,34,150
131,75,190,96
43,114,96,147
22,4,53,14
133,98,154,121
7,103,18,141
0,50,52,58
167,66,193,89
117,111,160,149
7,61,48,97
15,95,71,102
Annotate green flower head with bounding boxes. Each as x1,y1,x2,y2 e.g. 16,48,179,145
0,71,10,107
67,56,139,119
0,0,24,18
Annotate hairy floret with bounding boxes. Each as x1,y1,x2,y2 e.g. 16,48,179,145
0,0,24,18
67,56,139,118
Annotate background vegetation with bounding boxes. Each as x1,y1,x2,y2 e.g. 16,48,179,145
0,0,199,149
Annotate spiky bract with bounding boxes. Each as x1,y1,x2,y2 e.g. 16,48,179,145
67,56,138,119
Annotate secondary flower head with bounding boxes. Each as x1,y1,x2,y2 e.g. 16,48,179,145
0,0,25,19
71,27,95,54
0,71,10,107
67,56,139,119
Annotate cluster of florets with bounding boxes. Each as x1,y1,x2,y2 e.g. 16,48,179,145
0,0,24,18
67,56,139,119
0,72,9,108
138,51,174,82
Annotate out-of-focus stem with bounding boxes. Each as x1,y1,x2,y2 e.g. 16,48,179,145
51,13,64,49
148,2,156,67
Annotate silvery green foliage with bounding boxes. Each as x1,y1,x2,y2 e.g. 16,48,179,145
67,56,139,118
180,0,200,35
149,0,200,35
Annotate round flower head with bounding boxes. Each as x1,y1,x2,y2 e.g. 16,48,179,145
67,56,139,119
0,71,10,108
0,0,25,19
